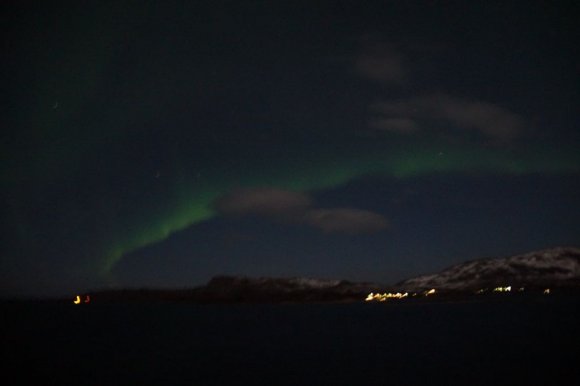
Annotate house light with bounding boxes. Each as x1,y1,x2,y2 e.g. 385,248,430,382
365,292,410,302
493,286,511,292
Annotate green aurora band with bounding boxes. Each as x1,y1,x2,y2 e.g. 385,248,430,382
4,5,577,283
97,139,580,276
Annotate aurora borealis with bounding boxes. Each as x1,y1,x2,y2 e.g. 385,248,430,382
2,1,579,297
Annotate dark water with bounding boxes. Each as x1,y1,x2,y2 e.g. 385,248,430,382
3,297,579,386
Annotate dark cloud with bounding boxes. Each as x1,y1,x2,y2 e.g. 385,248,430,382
356,36,524,143
215,188,388,234
371,93,524,142
214,188,311,216
356,42,405,85
368,117,419,134
434,95,524,141
304,208,388,234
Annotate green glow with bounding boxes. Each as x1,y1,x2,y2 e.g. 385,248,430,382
100,193,215,274
98,138,580,276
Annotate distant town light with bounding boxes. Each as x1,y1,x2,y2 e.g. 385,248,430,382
425,289,436,296
543,288,550,295
365,292,409,302
493,286,511,293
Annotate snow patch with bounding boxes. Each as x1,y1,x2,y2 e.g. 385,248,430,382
398,247,580,291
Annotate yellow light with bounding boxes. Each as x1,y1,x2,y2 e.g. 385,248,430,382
364,291,410,302
425,289,436,296
73,295,81,304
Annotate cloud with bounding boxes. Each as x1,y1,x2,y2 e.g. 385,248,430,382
371,93,524,142
215,188,388,234
368,117,419,134
434,95,524,141
304,208,388,234
356,42,405,85
355,36,524,143
214,188,311,216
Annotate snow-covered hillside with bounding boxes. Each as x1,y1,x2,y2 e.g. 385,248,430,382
397,247,580,291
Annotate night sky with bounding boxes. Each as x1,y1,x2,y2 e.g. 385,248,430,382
2,1,579,297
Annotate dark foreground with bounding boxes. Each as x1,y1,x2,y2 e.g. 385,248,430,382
3,296,579,386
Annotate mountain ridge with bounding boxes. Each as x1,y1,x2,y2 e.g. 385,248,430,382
397,246,580,292
74,246,580,304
